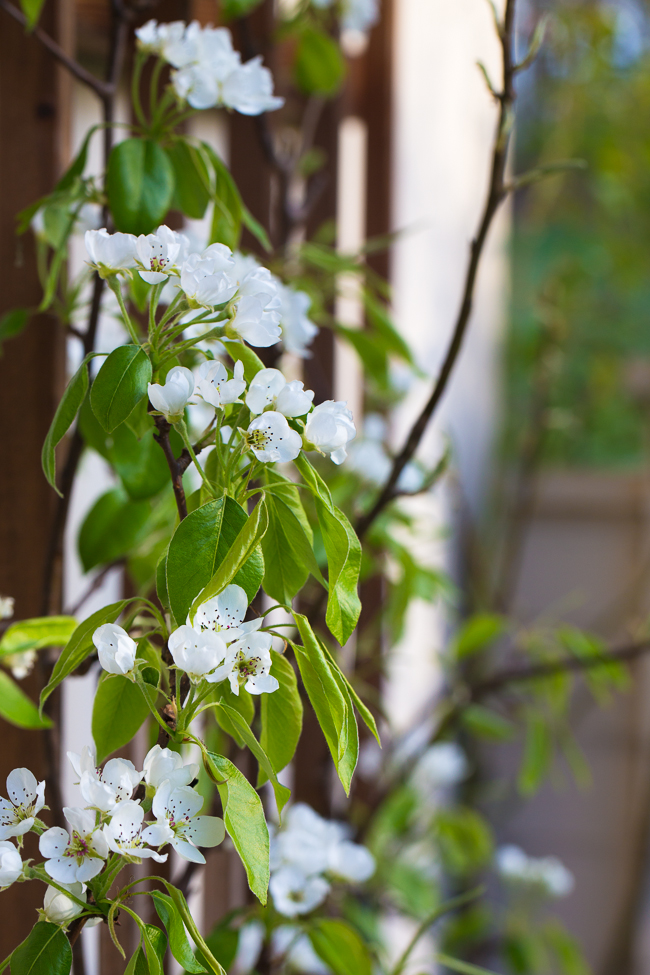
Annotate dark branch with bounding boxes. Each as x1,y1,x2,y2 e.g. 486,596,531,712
153,416,190,521
355,0,517,540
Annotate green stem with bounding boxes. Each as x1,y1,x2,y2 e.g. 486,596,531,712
131,51,147,129
149,56,165,123
390,888,485,975
177,419,214,497
149,281,162,340
134,671,175,736
108,277,140,345
94,853,127,901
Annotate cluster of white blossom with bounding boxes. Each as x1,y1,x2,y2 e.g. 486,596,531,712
495,845,575,898
0,595,38,680
135,21,283,115
85,226,319,358
94,583,279,696
269,803,375,917
0,746,223,924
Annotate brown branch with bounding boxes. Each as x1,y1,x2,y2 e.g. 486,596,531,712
153,416,191,521
0,0,113,101
355,0,518,540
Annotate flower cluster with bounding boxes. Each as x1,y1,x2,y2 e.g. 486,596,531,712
495,845,575,898
269,803,375,917
0,594,36,680
135,21,283,115
0,746,223,917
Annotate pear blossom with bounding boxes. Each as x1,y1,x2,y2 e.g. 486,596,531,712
148,367,196,422
40,807,109,883
207,631,278,696
233,920,265,975
92,623,137,676
85,229,138,273
246,412,302,463
412,742,468,798
277,285,319,357
228,295,281,348
327,840,375,882
221,57,284,114
0,595,14,619
180,245,236,307
143,745,199,792
4,649,37,680
0,842,23,888
228,255,280,305
192,584,261,642
103,800,167,863
271,802,375,886
304,401,356,464
496,845,574,898
269,866,330,917
196,360,246,409
68,746,142,813
135,19,187,59
272,926,330,975
0,768,46,839
168,624,228,683
342,0,379,33
136,225,186,284
42,882,86,926
246,369,314,418
141,780,225,863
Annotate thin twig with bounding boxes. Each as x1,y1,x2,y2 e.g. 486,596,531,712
153,416,191,521
355,0,518,540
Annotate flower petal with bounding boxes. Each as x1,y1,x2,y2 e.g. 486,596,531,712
39,827,69,859
181,815,225,849
6,768,37,807
170,836,206,863
76,857,105,882
44,857,79,885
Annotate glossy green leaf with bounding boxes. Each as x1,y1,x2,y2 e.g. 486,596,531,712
204,751,269,904
110,426,169,501
216,703,290,815
90,345,152,434
224,341,265,384
78,488,151,572
202,144,242,250
0,616,76,659
106,138,175,235
262,475,325,604
260,652,303,780
324,658,358,793
42,355,91,494
294,28,346,97
213,684,254,746
220,0,264,20
320,642,380,745
10,921,72,975
0,309,29,354
204,922,238,972
167,497,264,626
450,614,506,660
152,892,206,974
92,673,153,762
157,883,226,975
167,141,211,220
40,599,129,709
0,672,52,729
308,920,372,975
19,0,46,29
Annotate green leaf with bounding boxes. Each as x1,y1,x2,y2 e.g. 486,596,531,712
109,425,170,501
19,0,46,29
220,0,264,20
0,672,52,729
0,616,76,659
10,921,72,975
460,704,514,741
156,549,171,613
188,498,268,622
260,652,303,780
202,144,242,250
308,919,372,975
240,205,272,253
166,497,264,626
204,922,238,972
215,703,290,815
106,138,175,235
203,751,269,904
224,341,265,384
151,892,206,974
518,709,553,795
142,924,167,975
156,884,226,975
0,309,29,354
434,807,493,876
326,661,359,794
450,614,506,660
42,355,91,494
90,345,152,434
262,475,325,604
167,141,211,220
40,599,129,709
319,642,380,745
78,488,151,573
435,954,501,975
56,126,98,193
294,28,346,97
92,673,153,762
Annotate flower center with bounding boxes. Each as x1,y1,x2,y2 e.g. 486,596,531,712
247,429,271,448
235,652,262,681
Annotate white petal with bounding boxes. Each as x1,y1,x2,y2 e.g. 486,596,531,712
6,768,37,807
164,785,204,824
170,836,206,863
45,858,80,885
40,827,69,859
246,674,279,695
76,857,105,882
181,816,225,849
142,822,174,847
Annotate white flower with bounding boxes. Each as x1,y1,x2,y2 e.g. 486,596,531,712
229,255,279,305
92,623,137,676
196,360,246,409
271,803,375,884
40,807,109,883
327,840,375,882
192,584,260,642
180,245,236,307
304,401,356,464
342,0,379,33
495,845,574,898
270,866,330,917
148,367,196,422
135,19,186,58
68,746,142,813
207,631,278,696
4,650,37,680
221,57,284,114
85,229,138,272
0,596,14,619
141,781,225,863
42,882,87,926
0,768,45,839
229,295,281,348
272,926,330,975
103,800,167,863
246,369,314,418
412,743,468,798
0,842,22,888
168,624,228,683
232,920,265,975
246,412,302,463
278,285,318,357
143,745,199,792
136,225,186,284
